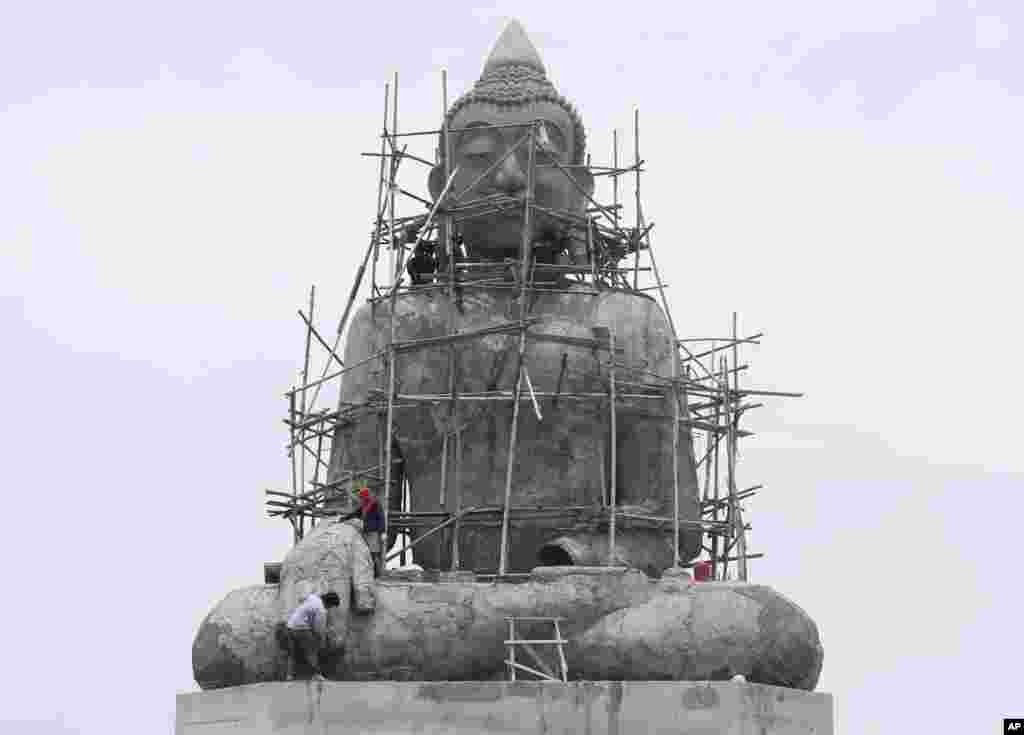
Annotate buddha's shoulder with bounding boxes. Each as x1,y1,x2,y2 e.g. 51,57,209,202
550,284,665,319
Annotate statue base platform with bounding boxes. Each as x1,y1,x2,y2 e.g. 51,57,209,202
175,680,834,734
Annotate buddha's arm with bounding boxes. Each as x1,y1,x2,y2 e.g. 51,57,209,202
326,304,387,493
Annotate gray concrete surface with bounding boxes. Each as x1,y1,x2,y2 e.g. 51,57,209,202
176,680,834,734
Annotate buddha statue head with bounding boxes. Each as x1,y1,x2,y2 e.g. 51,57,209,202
428,20,594,258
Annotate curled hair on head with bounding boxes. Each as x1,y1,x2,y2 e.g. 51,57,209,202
320,591,341,608
443,64,587,166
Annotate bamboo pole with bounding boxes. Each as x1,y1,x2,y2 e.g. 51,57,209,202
446,70,463,572
586,218,598,285
523,365,543,421
633,109,640,291
383,506,479,564
711,350,721,580
680,334,764,364
440,68,462,570
400,475,409,566
546,157,630,240
499,366,525,577
608,327,618,565
389,72,398,286
671,336,681,569
730,316,748,581
612,129,619,234
382,71,399,557
299,286,315,500
288,389,300,542
361,150,435,168
498,122,536,577
286,349,386,398
297,309,343,370
370,82,389,296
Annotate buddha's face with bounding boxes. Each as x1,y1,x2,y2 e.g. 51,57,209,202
429,100,593,256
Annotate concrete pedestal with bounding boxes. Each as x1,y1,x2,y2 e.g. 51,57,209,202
175,681,833,734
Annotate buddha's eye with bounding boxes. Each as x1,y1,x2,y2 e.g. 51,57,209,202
459,139,496,163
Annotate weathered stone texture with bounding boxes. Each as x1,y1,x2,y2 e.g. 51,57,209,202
570,580,824,688
192,584,281,690
192,568,823,691
329,288,703,573
278,519,375,648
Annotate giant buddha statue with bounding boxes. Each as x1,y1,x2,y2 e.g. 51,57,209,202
327,19,701,575
191,20,824,693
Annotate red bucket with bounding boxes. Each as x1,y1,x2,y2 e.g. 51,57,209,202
693,560,713,582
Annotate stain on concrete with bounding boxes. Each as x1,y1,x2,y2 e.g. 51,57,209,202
416,682,504,703
682,683,721,709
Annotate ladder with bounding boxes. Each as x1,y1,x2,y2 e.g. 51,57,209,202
504,616,568,682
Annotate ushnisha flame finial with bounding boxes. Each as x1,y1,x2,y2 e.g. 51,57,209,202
445,19,587,165
483,18,546,74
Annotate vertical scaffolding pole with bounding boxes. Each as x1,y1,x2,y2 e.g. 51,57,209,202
671,334,681,569
730,313,748,581
711,349,722,579
499,122,536,577
720,356,733,581
612,130,620,233
587,217,598,286
633,109,640,291
382,73,399,556
288,389,300,543
300,285,315,493
440,68,462,571
388,72,399,289
370,83,389,296
608,327,618,565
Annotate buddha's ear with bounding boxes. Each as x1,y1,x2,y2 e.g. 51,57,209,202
569,164,595,204
574,165,594,199
428,165,446,201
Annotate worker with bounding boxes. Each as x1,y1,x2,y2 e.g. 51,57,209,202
280,590,341,681
342,486,386,578
693,560,713,582
406,240,438,285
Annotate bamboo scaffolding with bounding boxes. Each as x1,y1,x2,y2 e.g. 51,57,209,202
298,309,343,370
273,103,803,575
361,150,435,168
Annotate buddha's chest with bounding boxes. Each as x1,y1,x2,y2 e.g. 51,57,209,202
384,290,665,398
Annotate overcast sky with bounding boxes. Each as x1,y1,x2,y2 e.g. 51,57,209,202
2,1,1021,733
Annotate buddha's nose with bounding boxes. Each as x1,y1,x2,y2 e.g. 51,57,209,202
492,152,527,193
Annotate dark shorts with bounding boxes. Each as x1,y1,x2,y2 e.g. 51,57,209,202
278,625,322,678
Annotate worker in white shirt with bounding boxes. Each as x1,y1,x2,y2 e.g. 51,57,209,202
282,591,340,680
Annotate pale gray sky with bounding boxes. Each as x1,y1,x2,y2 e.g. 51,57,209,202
1,1,1021,733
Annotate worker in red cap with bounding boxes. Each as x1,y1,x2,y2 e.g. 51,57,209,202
693,560,713,582
341,485,385,577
